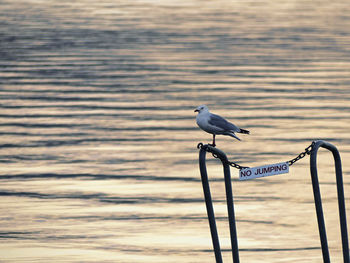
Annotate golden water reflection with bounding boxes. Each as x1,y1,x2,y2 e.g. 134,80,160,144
1,0,350,262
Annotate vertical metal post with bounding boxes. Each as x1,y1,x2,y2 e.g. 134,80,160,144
199,144,240,263
310,140,349,263
199,147,223,263
310,148,330,263
222,151,240,263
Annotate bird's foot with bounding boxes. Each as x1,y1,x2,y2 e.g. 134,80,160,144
208,143,216,147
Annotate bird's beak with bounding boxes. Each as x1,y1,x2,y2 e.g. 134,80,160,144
194,109,199,112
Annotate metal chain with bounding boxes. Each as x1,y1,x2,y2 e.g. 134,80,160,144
227,160,249,170
197,141,315,170
197,143,249,170
287,141,315,166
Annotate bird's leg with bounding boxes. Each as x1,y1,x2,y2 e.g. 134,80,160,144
210,134,216,147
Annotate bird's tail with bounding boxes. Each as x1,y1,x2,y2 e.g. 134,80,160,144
226,132,241,141
239,128,250,134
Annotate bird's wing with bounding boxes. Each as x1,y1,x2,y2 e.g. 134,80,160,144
208,113,240,132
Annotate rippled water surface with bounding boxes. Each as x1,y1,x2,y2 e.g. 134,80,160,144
1,0,350,262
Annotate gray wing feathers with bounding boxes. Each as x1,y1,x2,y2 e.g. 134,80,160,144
208,114,240,132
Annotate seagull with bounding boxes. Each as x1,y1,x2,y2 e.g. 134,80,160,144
195,105,249,147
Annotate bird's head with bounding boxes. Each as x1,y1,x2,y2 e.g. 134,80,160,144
194,105,209,114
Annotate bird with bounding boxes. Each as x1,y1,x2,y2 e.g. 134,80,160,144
195,105,249,147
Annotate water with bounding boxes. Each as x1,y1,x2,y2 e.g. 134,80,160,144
1,0,350,262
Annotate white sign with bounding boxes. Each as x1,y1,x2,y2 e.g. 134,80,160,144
239,162,289,181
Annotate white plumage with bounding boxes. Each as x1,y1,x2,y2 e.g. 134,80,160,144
195,105,249,146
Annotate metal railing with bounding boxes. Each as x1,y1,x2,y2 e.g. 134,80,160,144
199,144,239,263
310,140,349,263
198,140,349,263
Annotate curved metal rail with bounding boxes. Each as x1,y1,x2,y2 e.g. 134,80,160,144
198,140,349,263
199,144,239,263
310,140,349,263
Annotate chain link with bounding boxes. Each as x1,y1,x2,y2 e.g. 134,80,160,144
197,141,315,170
227,160,249,170
287,141,315,166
